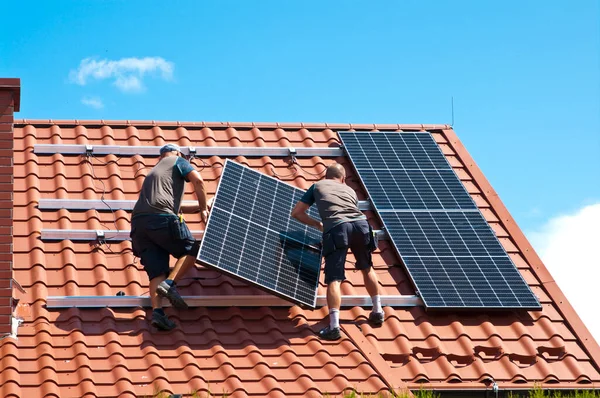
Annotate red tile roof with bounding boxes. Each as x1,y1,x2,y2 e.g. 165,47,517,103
2,119,600,397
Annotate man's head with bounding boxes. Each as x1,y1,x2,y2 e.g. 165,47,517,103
160,143,182,158
325,163,346,182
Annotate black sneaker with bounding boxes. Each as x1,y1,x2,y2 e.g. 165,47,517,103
318,326,341,341
368,311,385,326
157,280,189,309
151,311,176,331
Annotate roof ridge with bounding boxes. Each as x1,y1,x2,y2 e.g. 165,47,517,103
14,119,452,130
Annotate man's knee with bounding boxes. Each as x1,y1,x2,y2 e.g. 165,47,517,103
172,240,200,259
187,240,200,258
361,266,374,276
327,280,341,288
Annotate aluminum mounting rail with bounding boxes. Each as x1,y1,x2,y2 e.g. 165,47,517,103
38,198,374,212
46,294,422,308
33,144,344,157
39,229,205,241
40,228,389,241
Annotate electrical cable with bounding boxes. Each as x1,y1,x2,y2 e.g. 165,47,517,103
84,154,135,263
294,162,327,178
270,164,298,179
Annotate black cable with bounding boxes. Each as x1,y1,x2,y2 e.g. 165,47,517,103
89,155,122,166
295,162,327,178
270,164,298,179
84,155,130,259
133,162,150,178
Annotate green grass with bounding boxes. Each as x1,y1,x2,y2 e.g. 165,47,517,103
517,385,600,398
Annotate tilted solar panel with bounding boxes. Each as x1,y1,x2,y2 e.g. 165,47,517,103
197,160,323,308
339,131,541,310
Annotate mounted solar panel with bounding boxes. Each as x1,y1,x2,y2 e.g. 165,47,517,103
340,132,476,211
339,131,541,310
197,160,323,308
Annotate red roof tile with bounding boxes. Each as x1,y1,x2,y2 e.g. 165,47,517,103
2,120,599,396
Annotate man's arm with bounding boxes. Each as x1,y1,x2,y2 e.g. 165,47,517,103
180,170,209,222
291,202,323,231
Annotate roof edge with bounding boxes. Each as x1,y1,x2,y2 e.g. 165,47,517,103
14,119,451,131
441,128,600,372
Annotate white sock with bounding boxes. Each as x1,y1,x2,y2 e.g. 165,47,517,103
329,308,340,329
372,295,383,314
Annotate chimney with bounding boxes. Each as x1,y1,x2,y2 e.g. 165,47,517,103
0,79,19,335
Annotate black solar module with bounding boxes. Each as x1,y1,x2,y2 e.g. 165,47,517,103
197,160,323,308
339,131,541,310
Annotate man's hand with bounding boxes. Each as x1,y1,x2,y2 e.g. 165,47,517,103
200,209,209,223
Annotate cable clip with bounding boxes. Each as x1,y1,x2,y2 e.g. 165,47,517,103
288,147,298,164
95,230,106,244
85,145,94,157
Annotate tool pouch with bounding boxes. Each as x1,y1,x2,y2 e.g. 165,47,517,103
170,217,193,241
322,233,336,257
367,224,379,252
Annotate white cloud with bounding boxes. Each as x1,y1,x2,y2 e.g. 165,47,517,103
81,96,104,109
69,57,174,93
527,203,600,344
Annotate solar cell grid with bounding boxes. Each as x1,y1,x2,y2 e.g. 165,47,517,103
197,160,322,308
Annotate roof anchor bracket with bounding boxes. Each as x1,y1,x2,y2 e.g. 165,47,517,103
95,229,106,244
288,147,298,164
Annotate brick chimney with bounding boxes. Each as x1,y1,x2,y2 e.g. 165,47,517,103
0,79,19,335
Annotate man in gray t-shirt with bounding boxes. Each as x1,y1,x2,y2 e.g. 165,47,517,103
291,163,385,341
131,143,210,331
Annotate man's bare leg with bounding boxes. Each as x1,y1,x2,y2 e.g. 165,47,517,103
156,256,191,309
327,280,342,331
361,267,381,297
150,275,166,309
327,280,342,310
361,268,384,324
168,254,197,283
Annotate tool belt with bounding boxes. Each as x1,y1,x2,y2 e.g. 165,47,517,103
367,224,379,252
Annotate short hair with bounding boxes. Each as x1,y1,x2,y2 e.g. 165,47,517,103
325,163,346,179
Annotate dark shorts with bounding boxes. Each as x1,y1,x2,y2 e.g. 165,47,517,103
322,220,373,284
130,214,199,280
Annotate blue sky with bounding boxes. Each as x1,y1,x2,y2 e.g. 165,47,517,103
2,2,600,336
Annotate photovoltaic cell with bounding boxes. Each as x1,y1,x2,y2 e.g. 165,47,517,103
197,160,322,308
339,131,540,310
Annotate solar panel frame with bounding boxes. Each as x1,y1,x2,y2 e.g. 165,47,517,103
338,131,541,310
197,159,323,309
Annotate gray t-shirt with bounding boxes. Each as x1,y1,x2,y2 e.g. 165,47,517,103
132,156,195,217
300,179,366,232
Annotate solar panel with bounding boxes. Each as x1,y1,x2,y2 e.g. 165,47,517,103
197,159,323,308
339,131,541,310
340,132,476,210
